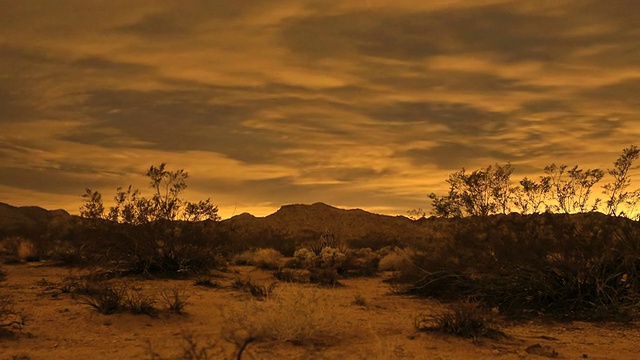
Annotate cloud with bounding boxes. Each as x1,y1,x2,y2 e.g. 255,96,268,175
1,0,640,218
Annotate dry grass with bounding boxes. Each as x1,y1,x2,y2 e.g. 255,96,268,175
224,284,347,346
414,302,505,342
233,248,284,270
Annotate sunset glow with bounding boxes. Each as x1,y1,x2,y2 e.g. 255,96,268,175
2,1,640,218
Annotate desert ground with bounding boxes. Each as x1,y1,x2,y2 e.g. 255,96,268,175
1,262,639,360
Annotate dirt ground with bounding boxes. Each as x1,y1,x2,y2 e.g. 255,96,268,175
1,262,639,360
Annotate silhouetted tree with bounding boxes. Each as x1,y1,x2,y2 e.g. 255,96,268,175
428,163,514,217
79,188,105,219
544,164,604,213
604,145,640,216
81,163,219,223
511,177,550,214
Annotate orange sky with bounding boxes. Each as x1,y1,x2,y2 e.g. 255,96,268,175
1,1,640,219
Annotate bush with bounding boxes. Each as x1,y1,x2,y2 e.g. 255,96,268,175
233,248,283,270
160,288,190,314
391,214,640,321
223,284,346,346
79,281,127,315
232,279,277,300
414,302,504,342
0,237,41,263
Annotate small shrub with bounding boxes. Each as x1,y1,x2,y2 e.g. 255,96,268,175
352,293,367,307
273,268,309,283
0,294,24,333
414,302,504,342
224,284,346,346
79,281,127,314
126,291,158,316
233,279,277,300
0,237,40,263
234,248,284,270
160,288,190,314
378,248,414,272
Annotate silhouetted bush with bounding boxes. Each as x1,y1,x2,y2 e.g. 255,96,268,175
392,214,640,321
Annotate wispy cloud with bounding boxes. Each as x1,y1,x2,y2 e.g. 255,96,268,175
1,0,639,217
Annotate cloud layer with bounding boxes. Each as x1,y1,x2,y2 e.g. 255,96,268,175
1,0,639,217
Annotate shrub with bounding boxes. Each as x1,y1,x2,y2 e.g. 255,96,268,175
378,247,413,272
392,214,640,321
0,237,40,263
126,291,158,316
224,284,346,346
341,248,380,276
79,281,127,314
414,302,504,342
160,288,190,314
232,279,277,300
233,248,283,270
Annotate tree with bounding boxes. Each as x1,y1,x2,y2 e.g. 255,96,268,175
544,164,604,213
428,163,514,217
107,185,153,225
511,177,550,214
146,163,188,221
81,163,220,224
603,145,640,216
79,188,105,219
184,199,221,222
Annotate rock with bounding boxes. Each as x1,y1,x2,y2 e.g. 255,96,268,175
525,343,559,358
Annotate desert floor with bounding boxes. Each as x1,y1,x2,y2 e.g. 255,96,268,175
1,262,639,360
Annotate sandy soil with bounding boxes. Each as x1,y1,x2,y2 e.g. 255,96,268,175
1,263,639,360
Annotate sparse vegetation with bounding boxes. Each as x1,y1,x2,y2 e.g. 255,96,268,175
414,302,504,342
160,288,190,314
224,284,346,346
232,278,277,300
233,248,283,270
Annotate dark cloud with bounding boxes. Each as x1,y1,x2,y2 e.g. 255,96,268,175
399,142,516,170
0,166,111,194
366,101,509,136
280,2,640,66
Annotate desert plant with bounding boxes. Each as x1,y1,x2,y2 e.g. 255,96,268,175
414,302,504,342
233,248,283,270
604,145,640,216
224,284,346,346
79,281,127,314
233,279,277,300
125,291,158,316
160,288,190,314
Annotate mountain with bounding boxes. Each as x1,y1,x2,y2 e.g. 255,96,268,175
221,202,428,253
0,202,72,240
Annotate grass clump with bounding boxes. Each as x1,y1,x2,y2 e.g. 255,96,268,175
232,278,277,300
224,284,346,346
414,302,504,342
79,281,128,315
160,288,190,314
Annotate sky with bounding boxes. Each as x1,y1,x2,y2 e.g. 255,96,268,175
1,0,640,219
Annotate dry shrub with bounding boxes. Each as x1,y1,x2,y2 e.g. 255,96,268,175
378,247,415,272
232,278,277,300
414,302,504,342
234,248,283,270
0,268,25,334
0,237,40,263
160,288,190,314
79,281,128,315
224,284,346,346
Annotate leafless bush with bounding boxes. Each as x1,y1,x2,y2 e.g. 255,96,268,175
160,288,190,314
414,302,504,342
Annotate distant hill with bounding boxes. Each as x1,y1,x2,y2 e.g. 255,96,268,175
0,202,72,240
221,202,427,253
